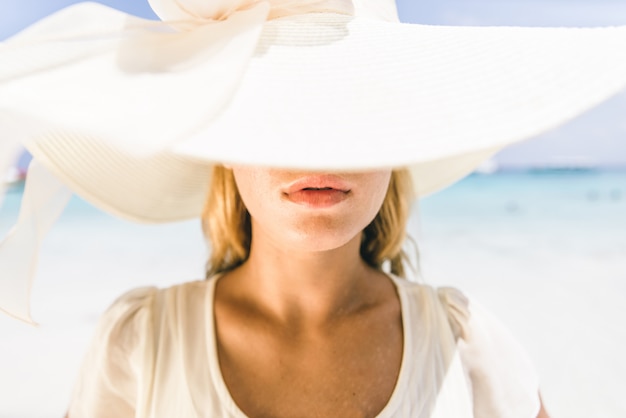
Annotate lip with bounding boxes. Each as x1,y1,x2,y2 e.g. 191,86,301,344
283,175,351,208
284,175,351,194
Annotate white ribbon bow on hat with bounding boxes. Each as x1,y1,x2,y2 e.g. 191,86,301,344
149,0,355,28
0,0,355,324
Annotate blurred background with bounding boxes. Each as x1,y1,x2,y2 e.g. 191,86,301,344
1,1,625,417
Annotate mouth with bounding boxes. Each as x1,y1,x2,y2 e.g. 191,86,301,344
283,176,351,208
284,175,351,194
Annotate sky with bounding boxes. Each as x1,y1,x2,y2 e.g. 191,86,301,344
2,0,626,169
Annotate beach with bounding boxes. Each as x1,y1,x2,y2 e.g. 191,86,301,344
1,170,625,417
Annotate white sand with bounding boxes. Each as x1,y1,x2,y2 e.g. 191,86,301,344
1,192,625,417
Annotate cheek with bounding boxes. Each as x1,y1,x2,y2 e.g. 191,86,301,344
353,172,392,225
232,168,275,220
232,168,303,243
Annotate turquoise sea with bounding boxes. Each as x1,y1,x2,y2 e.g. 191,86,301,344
416,170,626,256
421,170,626,223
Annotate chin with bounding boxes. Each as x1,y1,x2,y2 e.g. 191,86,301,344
282,225,362,254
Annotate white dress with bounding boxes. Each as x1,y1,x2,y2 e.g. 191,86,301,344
68,275,540,418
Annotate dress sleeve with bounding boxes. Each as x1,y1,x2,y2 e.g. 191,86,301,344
438,288,541,418
67,287,157,418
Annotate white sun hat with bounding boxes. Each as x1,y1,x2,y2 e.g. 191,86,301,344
1,0,626,324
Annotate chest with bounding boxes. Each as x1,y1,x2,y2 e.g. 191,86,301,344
215,311,404,418
141,281,474,418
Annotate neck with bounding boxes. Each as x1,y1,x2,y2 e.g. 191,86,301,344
223,225,383,327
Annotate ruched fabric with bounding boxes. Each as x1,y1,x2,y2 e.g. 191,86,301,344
68,276,540,417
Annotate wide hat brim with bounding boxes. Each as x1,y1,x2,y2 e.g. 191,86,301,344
1,2,626,223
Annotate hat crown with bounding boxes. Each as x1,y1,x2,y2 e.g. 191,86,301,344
148,0,357,23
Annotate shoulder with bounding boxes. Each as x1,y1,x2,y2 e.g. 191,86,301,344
392,278,541,418
390,277,469,340
98,286,158,344
68,286,158,416
70,280,216,416
112,279,211,308
458,295,541,418
99,279,211,341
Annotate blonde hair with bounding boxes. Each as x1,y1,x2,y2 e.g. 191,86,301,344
202,166,415,278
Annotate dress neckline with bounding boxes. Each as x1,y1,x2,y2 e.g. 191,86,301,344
203,273,412,418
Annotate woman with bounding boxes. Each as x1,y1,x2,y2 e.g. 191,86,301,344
1,0,625,416
65,166,548,417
